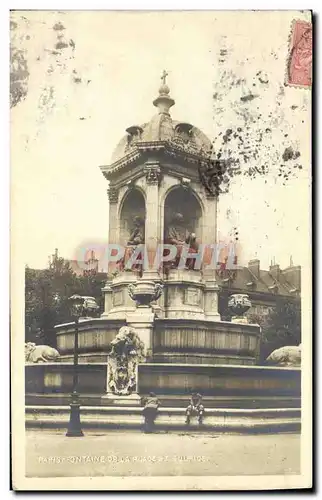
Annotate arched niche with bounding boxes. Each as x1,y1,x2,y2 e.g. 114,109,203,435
163,186,202,241
119,188,146,246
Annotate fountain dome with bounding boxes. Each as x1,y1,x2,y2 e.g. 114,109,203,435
109,72,212,166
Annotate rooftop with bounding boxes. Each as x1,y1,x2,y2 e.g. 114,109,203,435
217,259,301,299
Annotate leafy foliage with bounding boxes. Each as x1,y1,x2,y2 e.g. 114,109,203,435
258,298,301,361
25,251,107,346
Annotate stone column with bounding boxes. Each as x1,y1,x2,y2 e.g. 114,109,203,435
202,194,220,320
143,161,161,279
204,281,220,321
107,186,119,275
202,194,218,268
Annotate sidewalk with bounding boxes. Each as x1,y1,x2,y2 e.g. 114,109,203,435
26,430,300,477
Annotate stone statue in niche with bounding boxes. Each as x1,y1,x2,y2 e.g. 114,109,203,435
165,212,198,270
127,215,145,246
107,326,146,396
117,215,145,273
266,344,301,366
25,342,60,363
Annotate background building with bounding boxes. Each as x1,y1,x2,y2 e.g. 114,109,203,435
217,258,301,321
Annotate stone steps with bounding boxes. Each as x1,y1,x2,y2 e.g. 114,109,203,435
26,393,301,409
25,406,301,434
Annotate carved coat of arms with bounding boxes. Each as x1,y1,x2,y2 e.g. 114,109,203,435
107,326,145,396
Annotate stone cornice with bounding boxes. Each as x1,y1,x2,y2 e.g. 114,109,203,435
100,141,210,181
100,149,142,180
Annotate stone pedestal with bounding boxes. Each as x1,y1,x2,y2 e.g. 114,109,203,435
103,273,137,319
164,269,205,319
101,280,113,317
126,307,155,360
231,316,249,324
204,279,221,321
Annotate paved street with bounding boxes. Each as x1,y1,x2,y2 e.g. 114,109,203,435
26,430,300,477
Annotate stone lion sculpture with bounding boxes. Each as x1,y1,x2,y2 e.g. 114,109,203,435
25,342,60,363
266,344,301,366
108,326,145,396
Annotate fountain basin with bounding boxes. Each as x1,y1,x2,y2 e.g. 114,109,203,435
55,317,261,365
153,318,261,365
25,362,300,405
55,318,125,363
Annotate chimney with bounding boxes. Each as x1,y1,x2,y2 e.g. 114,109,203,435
282,265,301,291
269,263,280,279
248,259,260,278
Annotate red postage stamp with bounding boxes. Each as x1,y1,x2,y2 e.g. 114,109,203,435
287,20,312,87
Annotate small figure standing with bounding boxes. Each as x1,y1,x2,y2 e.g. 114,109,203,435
185,392,204,425
142,392,160,433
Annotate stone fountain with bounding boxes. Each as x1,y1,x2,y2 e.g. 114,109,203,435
25,74,301,432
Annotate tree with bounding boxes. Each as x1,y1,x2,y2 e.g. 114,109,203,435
260,297,301,361
25,250,108,346
25,267,45,342
25,262,77,347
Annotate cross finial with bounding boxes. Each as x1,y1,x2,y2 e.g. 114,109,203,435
161,70,168,85
153,70,174,113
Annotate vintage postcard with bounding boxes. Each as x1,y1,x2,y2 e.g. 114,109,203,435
11,10,312,491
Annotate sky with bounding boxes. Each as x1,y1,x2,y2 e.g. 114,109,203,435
10,10,311,271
